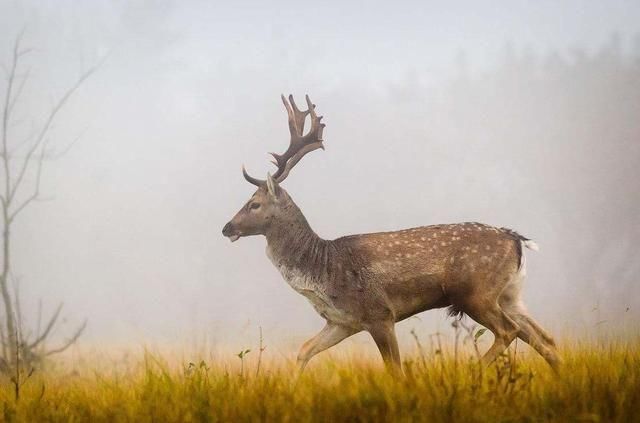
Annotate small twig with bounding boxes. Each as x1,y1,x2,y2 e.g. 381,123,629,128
35,299,42,344
10,274,23,338
13,327,20,401
236,348,251,380
255,326,266,377
0,321,6,360
511,338,518,382
409,328,426,367
452,320,460,369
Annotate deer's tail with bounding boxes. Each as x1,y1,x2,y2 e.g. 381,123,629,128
500,227,539,251
522,239,539,251
499,227,539,273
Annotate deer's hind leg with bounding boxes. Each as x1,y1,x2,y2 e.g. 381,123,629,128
519,313,557,348
464,300,520,367
512,313,561,371
454,268,521,366
499,277,561,370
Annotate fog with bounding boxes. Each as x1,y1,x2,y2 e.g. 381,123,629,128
1,1,639,353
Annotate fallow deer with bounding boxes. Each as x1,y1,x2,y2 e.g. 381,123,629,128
222,95,560,373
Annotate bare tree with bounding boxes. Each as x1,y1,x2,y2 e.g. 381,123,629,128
0,31,97,372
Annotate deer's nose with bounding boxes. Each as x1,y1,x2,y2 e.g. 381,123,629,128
222,222,233,236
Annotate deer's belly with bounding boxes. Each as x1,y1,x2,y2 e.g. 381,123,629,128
299,289,355,324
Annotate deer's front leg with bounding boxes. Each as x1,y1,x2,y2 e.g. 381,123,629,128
368,321,402,375
297,323,358,373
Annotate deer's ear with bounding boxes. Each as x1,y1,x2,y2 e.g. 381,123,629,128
266,173,281,199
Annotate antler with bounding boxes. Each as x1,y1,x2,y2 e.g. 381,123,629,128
243,94,325,187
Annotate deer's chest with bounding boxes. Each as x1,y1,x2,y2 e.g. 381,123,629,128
266,248,355,325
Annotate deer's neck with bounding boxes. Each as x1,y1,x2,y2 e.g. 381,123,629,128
265,208,331,282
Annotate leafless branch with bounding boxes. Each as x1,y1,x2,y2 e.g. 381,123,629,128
0,320,6,359
27,302,63,350
44,319,87,356
8,123,37,157
8,143,47,221
6,68,30,120
8,63,99,206
1,35,21,198
48,127,87,160
11,274,24,338
35,299,42,342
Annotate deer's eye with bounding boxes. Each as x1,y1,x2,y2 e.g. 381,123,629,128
250,202,261,210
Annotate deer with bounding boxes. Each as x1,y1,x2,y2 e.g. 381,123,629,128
222,95,561,374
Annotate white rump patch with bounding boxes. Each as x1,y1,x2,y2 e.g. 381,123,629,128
518,239,539,273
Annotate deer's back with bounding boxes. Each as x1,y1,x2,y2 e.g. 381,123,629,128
333,222,525,320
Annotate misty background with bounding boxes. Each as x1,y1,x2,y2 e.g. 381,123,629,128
0,0,639,354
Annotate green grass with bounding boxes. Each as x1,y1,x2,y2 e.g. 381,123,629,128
1,340,639,422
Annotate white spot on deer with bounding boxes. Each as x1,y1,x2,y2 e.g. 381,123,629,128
420,237,426,241
472,249,478,253
453,231,458,236
485,245,491,250
395,241,401,245
405,253,412,258
441,241,447,246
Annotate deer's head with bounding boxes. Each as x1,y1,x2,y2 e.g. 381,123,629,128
222,95,325,242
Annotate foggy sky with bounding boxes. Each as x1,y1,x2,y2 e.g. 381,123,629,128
1,0,639,353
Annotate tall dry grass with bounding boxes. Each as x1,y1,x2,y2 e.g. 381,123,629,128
0,335,638,422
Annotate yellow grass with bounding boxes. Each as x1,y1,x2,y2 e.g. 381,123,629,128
1,339,639,422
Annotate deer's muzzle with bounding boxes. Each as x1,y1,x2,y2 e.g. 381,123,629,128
222,222,240,242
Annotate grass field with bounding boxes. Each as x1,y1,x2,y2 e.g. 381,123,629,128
0,337,638,422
